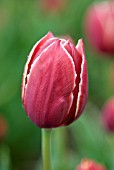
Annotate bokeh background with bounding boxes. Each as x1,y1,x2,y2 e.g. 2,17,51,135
0,0,114,169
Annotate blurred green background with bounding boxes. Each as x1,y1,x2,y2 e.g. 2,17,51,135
0,0,114,169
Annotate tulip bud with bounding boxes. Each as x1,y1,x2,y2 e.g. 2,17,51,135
22,32,88,128
101,97,114,132
84,1,114,55
76,159,106,170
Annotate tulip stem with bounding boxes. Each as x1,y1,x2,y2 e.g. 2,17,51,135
42,129,52,170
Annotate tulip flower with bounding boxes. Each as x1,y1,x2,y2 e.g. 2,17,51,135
22,32,88,170
101,97,114,132
84,1,114,55
76,159,106,170
22,32,88,128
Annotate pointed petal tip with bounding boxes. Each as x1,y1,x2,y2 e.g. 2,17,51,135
47,31,54,37
76,38,86,57
76,38,84,49
78,38,84,44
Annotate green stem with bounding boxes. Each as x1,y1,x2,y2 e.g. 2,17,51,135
42,129,51,170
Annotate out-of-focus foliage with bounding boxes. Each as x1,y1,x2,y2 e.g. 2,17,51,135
0,0,114,169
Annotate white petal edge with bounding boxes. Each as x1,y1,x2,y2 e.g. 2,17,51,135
75,39,86,117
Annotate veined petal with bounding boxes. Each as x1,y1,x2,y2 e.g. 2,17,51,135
24,40,76,128
22,32,54,101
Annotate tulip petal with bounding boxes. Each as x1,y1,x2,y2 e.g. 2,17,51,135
22,32,54,101
75,39,88,119
24,40,76,128
29,32,54,63
63,41,82,125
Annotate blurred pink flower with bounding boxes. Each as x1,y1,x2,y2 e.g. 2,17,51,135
101,97,114,132
84,1,114,55
76,159,106,170
40,0,67,13
0,116,7,141
22,32,88,128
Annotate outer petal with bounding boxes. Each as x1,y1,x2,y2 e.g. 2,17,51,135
63,41,82,125
22,32,54,102
75,39,88,119
23,40,76,128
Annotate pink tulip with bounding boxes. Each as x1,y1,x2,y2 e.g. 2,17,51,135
76,159,106,170
101,97,114,132
85,1,114,55
22,32,88,128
